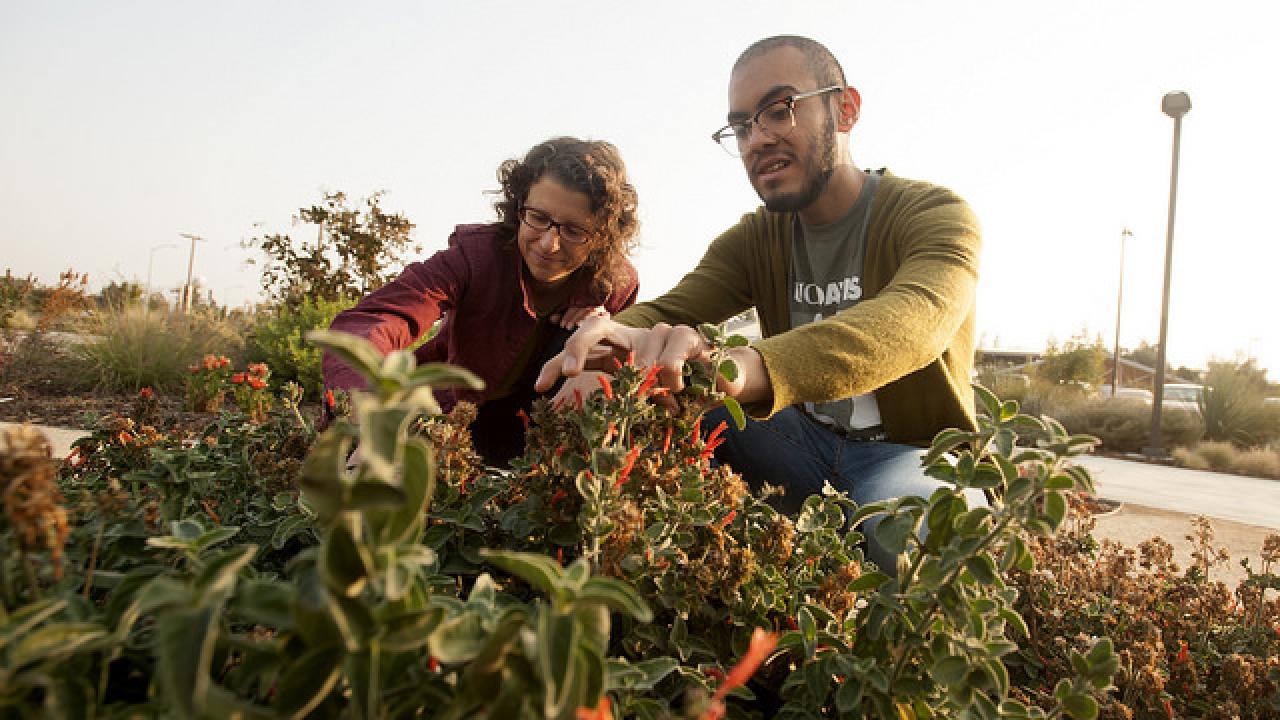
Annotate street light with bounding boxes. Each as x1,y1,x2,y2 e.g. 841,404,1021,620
178,233,205,314
145,243,177,318
1111,228,1133,396
1144,91,1191,459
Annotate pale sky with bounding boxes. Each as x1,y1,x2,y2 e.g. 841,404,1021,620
3,1,1278,375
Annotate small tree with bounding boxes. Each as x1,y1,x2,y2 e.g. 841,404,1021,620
247,191,418,312
1038,332,1107,388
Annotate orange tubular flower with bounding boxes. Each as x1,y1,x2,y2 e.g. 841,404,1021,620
576,696,612,720
325,389,335,409
662,424,673,455
247,377,267,390
637,364,660,396
219,356,232,368
247,362,268,377
517,408,530,430
714,509,736,531
139,387,154,399
596,374,614,401
615,446,642,489
700,628,779,720
231,373,246,385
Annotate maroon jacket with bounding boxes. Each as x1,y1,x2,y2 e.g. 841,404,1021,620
322,223,639,411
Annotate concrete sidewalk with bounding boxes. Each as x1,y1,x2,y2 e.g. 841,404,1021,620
1076,454,1280,530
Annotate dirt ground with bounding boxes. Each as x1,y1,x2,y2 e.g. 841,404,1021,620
1091,501,1276,589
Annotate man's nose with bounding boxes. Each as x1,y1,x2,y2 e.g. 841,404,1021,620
741,122,777,157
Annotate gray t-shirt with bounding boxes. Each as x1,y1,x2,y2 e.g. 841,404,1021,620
789,171,882,433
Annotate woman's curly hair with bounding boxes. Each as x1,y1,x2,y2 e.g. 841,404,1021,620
493,137,639,298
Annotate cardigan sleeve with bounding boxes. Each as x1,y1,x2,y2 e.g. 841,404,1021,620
750,185,980,418
321,241,470,391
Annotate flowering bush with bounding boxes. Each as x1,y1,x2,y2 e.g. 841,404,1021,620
230,361,273,422
9,329,1277,716
184,353,232,411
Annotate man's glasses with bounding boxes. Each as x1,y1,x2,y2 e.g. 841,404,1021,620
711,86,843,157
518,206,594,246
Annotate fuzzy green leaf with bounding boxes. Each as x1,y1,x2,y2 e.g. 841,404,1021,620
272,644,344,720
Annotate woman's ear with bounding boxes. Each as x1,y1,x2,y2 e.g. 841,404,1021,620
837,87,861,132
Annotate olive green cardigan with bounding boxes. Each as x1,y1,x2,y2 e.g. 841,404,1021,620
616,172,980,446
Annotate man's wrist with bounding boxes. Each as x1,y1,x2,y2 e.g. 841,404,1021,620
725,345,772,407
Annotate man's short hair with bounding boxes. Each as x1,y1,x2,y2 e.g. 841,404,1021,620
733,35,846,90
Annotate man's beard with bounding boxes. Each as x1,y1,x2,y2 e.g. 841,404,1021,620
759,116,837,213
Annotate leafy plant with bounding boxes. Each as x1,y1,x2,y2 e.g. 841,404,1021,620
248,294,355,399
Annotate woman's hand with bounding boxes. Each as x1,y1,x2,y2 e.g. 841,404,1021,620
551,305,610,329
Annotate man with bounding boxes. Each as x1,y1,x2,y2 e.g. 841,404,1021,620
535,35,982,571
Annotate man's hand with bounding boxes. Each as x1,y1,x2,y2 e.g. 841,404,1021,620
535,317,773,408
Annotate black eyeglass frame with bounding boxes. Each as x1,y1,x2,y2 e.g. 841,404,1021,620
711,85,844,156
517,205,596,246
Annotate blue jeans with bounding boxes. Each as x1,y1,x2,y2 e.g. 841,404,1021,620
705,405,985,573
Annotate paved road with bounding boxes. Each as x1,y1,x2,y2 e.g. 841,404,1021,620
5,421,1278,531
1076,455,1280,530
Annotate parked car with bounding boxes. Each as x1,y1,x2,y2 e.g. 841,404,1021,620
1161,383,1204,413
1099,385,1153,405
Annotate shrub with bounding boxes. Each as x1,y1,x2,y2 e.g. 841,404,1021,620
1231,447,1280,480
1172,445,1210,470
1053,397,1202,454
1201,361,1267,445
248,295,354,399
71,306,246,392
1193,440,1241,472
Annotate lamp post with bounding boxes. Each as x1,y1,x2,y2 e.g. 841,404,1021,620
1144,91,1192,459
178,233,205,314
1111,228,1132,396
145,243,177,319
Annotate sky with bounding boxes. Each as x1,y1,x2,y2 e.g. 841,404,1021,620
3,1,1278,376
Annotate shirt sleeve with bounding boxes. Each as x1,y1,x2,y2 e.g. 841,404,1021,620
321,243,470,391
751,188,980,418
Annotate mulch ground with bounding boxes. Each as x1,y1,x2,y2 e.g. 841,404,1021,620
0,379,321,434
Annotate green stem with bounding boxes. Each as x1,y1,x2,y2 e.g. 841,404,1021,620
368,641,381,719
83,521,105,599
20,549,41,601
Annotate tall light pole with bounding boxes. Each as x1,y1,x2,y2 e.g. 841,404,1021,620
144,242,177,319
1111,228,1133,396
178,233,205,314
1144,91,1192,459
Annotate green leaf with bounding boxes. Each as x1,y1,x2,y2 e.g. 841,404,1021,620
429,610,488,664
848,571,890,592
874,513,915,556
408,362,485,391
1061,692,1099,720
580,577,653,623
348,480,406,510
195,544,258,599
1043,490,1067,531
271,513,314,549
717,358,738,383
539,611,581,719
320,524,369,597
723,396,747,431
7,622,107,670
155,605,219,719
932,655,969,686
272,644,344,720
964,554,1000,585
307,329,386,384
233,580,296,630
381,608,445,653
0,598,67,652
480,549,564,596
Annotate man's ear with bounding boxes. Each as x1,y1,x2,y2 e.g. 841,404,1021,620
837,87,861,132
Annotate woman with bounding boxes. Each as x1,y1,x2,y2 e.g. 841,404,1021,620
322,137,640,465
